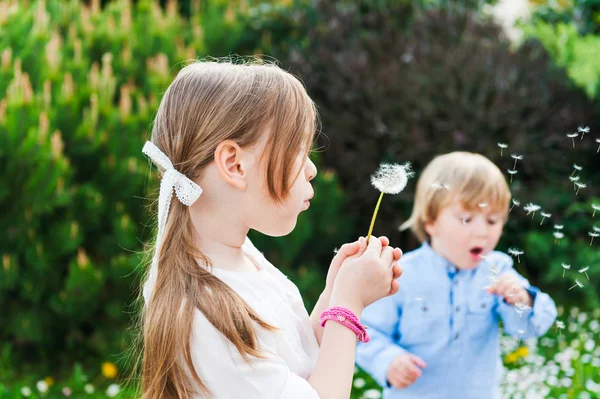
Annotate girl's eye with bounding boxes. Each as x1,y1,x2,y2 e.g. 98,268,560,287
460,217,471,224
488,219,499,225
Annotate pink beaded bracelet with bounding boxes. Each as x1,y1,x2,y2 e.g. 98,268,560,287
319,306,370,343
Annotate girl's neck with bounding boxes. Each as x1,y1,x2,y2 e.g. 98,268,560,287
189,196,255,272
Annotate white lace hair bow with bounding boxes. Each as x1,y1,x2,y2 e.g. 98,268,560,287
141,141,203,303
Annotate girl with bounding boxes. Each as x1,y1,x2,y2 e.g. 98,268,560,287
139,59,403,399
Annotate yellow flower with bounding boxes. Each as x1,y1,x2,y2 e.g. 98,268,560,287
44,376,54,386
516,346,529,358
504,353,518,364
102,362,118,379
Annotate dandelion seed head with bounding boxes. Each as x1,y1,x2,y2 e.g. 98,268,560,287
575,182,587,189
498,143,508,148
573,164,583,171
589,231,600,238
510,154,524,160
575,279,584,288
553,232,564,239
567,133,579,138
554,224,564,230
507,169,518,175
541,212,551,218
556,320,565,329
592,204,600,211
578,126,590,133
579,266,589,273
370,162,414,194
561,263,571,270
512,199,520,206
594,226,600,233
569,176,580,182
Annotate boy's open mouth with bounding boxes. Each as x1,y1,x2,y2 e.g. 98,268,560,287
470,247,483,257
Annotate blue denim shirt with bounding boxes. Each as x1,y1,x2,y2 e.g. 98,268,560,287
355,242,557,399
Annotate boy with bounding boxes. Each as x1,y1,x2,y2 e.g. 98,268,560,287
355,152,557,399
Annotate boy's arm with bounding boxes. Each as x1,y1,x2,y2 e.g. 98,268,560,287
494,268,558,339
356,292,407,389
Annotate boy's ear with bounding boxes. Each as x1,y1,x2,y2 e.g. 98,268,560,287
214,140,248,191
424,220,437,237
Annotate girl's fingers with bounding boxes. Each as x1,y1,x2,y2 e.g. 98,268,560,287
381,246,395,266
393,247,403,260
378,236,390,247
389,279,400,295
366,234,383,255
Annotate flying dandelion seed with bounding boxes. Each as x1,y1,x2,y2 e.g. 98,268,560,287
489,264,499,275
561,263,571,278
579,266,590,280
575,182,587,195
567,132,579,147
568,279,584,290
554,224,564,230
578,126,590,139
516,329,526,343
569,175,580,191
594,226,600,233
540,212,551,225
498,142,508,156
510,154,523,169
510,199,520,212
514,302,531,318
589,231,599,245
367,163,414,243
571,164,583,176
508,248,524,263
431,182,450,191
478,253,489,261
524,203,541,219
333,247,339,254
553,231,564,244
592,204,600,217
507,169,518,183
555,320,565,335
478,202,488,208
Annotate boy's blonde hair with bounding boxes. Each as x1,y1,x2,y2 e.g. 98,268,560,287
138,58,317,399
400,152,511,242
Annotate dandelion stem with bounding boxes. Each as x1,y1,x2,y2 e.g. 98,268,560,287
562,269,565,278
366,191,385,244
576,187,581,195
594,209,597,217
510,174,514,183
584,271,589,280
572,137,575,148
597,144,600,153
513,159,518,169
591,236,595,246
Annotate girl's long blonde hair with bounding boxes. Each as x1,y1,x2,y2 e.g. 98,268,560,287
137,58,317,399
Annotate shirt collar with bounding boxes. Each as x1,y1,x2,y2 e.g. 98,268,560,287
421,241,467,278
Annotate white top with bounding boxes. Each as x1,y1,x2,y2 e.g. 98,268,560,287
190,237,321,398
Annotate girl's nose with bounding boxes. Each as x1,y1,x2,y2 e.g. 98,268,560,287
306,157,317,182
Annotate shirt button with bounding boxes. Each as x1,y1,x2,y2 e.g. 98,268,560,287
481,303,487,309
455,332,460,340
454,280,459,285
455,306,460,312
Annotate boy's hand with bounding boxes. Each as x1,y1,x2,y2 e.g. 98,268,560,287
325,236,401,292
485,273,533,307
386,353,427,389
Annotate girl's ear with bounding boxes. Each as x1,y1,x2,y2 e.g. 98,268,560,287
214,140,247,191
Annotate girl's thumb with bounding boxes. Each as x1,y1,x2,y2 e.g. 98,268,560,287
410,355,427,369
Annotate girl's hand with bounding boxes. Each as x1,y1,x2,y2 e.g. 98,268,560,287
330,237,403,314
325,236,398,292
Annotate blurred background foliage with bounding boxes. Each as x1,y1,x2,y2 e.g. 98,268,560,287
1,0,599,397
